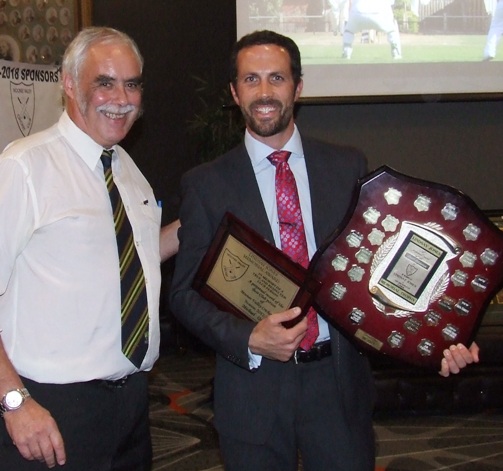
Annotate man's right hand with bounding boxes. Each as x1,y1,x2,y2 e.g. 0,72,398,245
4,399,66,468
248,307,308,362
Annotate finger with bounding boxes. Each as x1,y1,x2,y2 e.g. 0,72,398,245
469,342,480,363
49,431,66,466
287,314,307,333
272,307,306,330
39,442,57,468
438,357,449,377
16,442,36,461
10,433,37,461
458,344,475,364
443,347,461,374
29,441,47,463
273,307,302,322
33,432,64,468
450,344,474,367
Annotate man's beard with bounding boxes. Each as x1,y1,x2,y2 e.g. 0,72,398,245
241,98,294,138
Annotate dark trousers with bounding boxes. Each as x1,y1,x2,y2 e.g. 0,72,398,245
219,356,375,471
0,372,152,470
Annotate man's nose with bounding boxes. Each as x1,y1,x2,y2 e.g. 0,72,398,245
258,81,273,98
113,84,129,104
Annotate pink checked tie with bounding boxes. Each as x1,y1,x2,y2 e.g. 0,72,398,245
268,150,319,351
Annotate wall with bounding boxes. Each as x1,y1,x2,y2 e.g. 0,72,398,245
296,100,503,210
93,0,503,221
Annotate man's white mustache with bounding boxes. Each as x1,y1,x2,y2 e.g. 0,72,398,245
97,104,137,114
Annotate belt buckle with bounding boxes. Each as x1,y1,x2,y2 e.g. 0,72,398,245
294,350,299,365
105,376,129,388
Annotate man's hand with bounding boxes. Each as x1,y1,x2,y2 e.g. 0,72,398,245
4,399,66,468
439,342,480,377
248,307,308,362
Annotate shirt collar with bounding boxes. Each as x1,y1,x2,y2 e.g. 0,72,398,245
57,110,118,170
245,124,304,167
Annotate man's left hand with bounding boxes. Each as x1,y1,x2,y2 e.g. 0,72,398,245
439,342,479,377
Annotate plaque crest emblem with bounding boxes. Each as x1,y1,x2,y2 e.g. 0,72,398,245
221,248,249,282
10,82,35,137
311,166,503,368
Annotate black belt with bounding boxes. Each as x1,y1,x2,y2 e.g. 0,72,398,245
96,376,130,388
293,340,332,364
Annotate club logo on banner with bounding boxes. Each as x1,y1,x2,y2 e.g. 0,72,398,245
0,59,62,152
10,82,35,137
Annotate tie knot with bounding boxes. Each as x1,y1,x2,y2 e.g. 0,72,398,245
101,149,113,170
267,150,291,167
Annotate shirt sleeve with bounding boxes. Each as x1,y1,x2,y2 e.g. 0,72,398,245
0,158,35,294
248,348,263,369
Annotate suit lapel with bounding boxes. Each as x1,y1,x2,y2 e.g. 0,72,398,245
304,142,329,248
225,144,275,243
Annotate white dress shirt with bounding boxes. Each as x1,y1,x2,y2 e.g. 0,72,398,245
0,111,162,383
245,126,329,366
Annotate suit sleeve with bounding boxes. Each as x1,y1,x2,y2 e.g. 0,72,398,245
169,169,256,370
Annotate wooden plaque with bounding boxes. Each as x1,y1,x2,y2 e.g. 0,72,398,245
193,212,321,325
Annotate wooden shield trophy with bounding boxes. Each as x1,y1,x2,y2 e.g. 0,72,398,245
311,166,503,368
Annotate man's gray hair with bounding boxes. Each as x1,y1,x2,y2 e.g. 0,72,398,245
62,26,143,82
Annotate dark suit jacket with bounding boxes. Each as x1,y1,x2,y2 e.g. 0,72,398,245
170,135,376,465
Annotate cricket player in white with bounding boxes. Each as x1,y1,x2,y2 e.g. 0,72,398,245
342,0,402,59
327,0,350,36
483,0,503,60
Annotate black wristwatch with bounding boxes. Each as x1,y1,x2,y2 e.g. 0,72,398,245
0,388,31,416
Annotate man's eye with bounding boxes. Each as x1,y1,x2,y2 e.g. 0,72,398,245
126,82,141,90
99,81,112,87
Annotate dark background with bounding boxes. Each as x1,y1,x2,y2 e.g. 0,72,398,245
92,0,502,222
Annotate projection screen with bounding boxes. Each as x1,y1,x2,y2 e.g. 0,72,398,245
236,0,503,102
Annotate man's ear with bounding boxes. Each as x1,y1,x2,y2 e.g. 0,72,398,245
230,83,240,106
294,78,303,102
62,73,76,100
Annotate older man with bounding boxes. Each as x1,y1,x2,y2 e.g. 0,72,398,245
0,27,177,470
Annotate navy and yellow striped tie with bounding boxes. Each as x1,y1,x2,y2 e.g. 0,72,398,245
101,149,149,368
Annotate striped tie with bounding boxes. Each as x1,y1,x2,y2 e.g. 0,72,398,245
101,149,149,368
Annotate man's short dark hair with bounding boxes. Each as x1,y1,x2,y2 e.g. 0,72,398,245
229,30,303,88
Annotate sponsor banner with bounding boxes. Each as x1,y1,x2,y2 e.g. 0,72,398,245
0,59,62,152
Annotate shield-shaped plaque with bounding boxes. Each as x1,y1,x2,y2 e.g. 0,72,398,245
10,82,35,137
310,166,503,368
